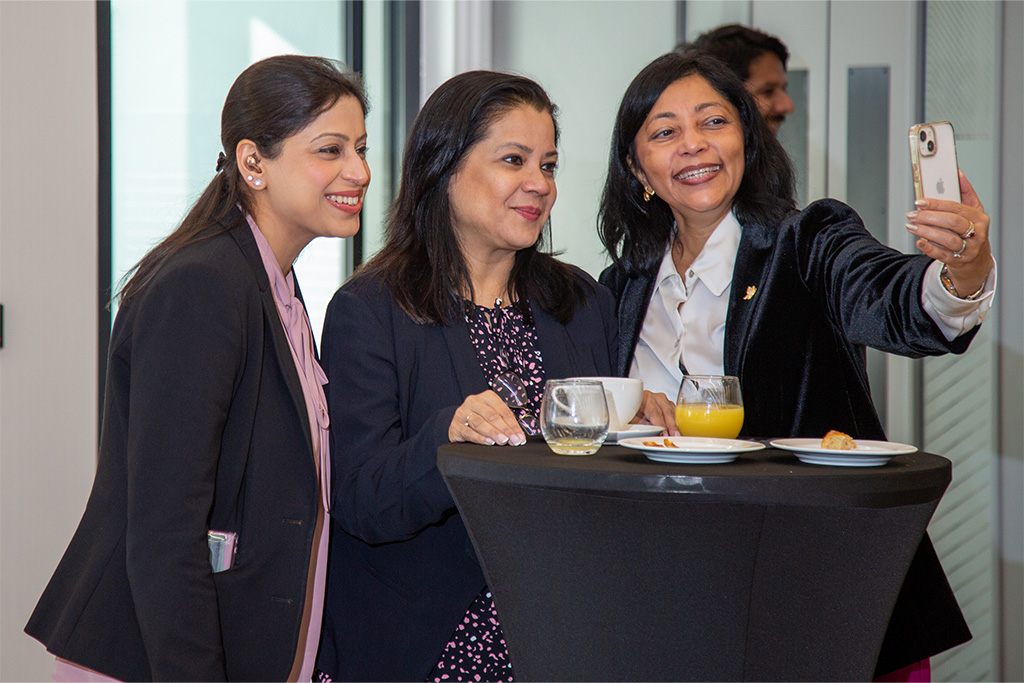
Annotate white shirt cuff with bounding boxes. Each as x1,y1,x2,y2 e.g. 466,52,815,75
921,258,997,341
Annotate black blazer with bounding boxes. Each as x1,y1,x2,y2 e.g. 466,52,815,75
25,209,320,681
317,269,618,682
601,199,973,674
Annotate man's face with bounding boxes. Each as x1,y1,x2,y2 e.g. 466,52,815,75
745,52,794,134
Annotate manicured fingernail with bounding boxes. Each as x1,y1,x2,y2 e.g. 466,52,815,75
905,223,918,232
495,433,509,445
915,199,927,208
906,210,918,219
485,437,495,445
510,434,525,446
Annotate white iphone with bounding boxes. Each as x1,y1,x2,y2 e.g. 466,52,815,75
909,121,961,203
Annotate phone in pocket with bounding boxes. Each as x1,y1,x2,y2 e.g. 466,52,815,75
909,121,960,202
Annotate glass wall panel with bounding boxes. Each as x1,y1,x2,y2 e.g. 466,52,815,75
921,3,1002,680
492,0,678,278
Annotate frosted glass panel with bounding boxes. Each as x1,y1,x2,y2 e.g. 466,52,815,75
921,2,1001,681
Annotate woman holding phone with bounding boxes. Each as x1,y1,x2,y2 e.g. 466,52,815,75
26,55,369,682
598,50,995,678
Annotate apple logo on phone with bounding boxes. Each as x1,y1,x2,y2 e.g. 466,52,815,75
936,178,945,195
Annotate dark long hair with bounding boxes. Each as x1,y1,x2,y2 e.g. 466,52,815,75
598,51,796,276
117,55,366,305
361,70,589,326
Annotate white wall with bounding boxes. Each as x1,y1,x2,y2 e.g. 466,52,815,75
0,2,99,680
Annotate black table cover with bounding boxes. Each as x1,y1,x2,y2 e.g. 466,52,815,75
438,439,951,682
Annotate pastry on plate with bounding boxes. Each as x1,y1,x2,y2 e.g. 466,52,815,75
821,429,856,450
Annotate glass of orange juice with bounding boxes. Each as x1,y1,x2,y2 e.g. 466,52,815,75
675,375,744,438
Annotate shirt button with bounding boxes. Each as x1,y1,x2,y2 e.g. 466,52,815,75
688,270,695,278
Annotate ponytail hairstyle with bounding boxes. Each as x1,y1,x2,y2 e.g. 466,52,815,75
117,55,366,305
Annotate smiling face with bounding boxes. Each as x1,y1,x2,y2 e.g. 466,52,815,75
630,75,745,233
246,95,369,263
448,104,558,265
745,52,794,134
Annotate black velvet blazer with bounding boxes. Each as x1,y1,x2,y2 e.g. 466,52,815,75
600,198,974,674
25,209,320,681
317,268,618,682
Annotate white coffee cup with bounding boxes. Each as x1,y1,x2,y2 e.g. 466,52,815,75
573,377,643,431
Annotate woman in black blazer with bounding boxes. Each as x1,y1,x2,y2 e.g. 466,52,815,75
597,51,995,678
316,71,656,682
25,56,370,682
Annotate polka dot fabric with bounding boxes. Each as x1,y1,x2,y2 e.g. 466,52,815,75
429,591,514,682
466,299,546,414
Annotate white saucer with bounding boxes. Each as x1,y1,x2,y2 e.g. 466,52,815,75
619,436,765,464
770,438,917,467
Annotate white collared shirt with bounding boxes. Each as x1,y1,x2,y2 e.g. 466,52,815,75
629,212,741,398
628,210,996,401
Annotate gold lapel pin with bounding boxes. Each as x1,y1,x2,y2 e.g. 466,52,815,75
743,285,757,300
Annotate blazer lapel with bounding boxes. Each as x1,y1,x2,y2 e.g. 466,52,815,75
724,220,774,377
616,272,656,377
440,314,490,397
533,307,576,378
227,213,315,459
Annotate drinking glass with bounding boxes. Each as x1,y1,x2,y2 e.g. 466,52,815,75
675,375,744,438
540,379,609,455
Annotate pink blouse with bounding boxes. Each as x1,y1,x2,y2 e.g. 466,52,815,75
247,215,332,682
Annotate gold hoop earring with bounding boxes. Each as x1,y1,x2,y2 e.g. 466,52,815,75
643,188,655,202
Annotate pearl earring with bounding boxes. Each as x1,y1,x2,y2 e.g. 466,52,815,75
246,175,253,182
253,179,263,187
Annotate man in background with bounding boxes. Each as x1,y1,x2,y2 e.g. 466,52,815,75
683,24,795,133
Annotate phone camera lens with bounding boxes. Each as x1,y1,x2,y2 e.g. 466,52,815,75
920,131,927,141
927,140,935,152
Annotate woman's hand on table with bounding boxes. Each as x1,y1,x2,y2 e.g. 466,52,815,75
631,390,680,436
906,170,993,296
450,390,526,446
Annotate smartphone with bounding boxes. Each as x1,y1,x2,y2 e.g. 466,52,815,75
909,122,960,202
208,530,237,572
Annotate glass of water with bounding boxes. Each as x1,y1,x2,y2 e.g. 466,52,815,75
540,379,609,455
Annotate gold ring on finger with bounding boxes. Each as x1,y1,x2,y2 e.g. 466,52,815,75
953,238,967,259
961,220,976,239
463,412,473,427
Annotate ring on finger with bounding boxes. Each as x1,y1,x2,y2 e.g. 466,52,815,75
953,238,967,259
463,412,474,427
961,220,976,239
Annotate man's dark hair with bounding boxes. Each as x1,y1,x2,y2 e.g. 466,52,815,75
681,24,790,82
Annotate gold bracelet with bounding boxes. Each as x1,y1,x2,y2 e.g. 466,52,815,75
939,264,987,301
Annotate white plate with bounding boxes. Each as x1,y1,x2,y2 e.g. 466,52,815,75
770,438,917,467
619,436,765,464
605,424,665,443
